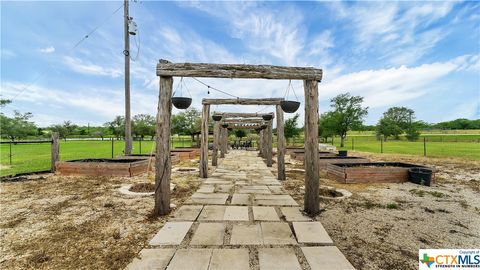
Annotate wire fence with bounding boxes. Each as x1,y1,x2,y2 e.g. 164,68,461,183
0,137,196,177
1,134,478,177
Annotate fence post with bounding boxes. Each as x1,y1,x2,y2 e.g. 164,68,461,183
332,136,334,146
380,136,383,153
51,132,59,172
111,138,114,158
352,137,354,150
139,139,142,154
424,137,427,157
9,141,12,165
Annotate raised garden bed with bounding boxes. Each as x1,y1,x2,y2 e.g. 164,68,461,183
327,162,433,184
171,148,200,160
290,150,337,161
55,158,149,177
319,156,370,169
120,153,180,165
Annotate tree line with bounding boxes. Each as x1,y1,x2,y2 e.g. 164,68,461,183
1,98,478,142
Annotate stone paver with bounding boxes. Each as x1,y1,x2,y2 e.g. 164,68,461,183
190,223,225,246
126,249,175,270
258,248,301,270
252,206,280,221
209,249,250,270
230,224,263,245
197,206,226,221
166,249,212,270
261,222,296,245
301,246,355,270
171,205,203,221
280,207,312,221
293,222,334,245
130,150,350,270
149,222,193,246
224,206,249,221
197,185,215,193
231,194,250,205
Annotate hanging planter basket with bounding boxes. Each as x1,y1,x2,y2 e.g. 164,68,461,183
221,123,229,128
227,128,233,131
280,100,300,113
262,114,273,121
212,115,222,121
172,97,192,109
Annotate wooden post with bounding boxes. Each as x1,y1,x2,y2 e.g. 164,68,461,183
51,132,59,172
111,138,114,158
220,128,226,158
200,104,210,178
266,120,273,167
260,129,265,157
276,105,286,180
303,80,320,216
212,121,220,166
154,76,173,216
9,141,12,165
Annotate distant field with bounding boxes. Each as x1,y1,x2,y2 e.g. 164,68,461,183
1,131,479,176
0,137,194,177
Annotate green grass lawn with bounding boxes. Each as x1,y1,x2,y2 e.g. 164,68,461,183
0,138,195,177
1,132,479,176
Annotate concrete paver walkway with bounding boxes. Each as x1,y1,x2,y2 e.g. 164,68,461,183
127,150,354,270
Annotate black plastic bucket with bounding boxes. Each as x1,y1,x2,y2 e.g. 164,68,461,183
338,150,348,157
408,167,432,186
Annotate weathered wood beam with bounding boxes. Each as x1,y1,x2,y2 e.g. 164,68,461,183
223,119,264,123
200,104,210,178
266,120,273,167
212,121,219,166
154,76,173,216
276,105,286,180
220,127,226,158
203,98,283,105
157,60,323,80
303,80,320,216
213,112,274,118
51,132,59,172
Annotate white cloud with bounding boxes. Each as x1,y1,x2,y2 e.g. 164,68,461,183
39,46,55,54
329,2,456,65
0,49,16,59
321,55,476,109
63,56,122,78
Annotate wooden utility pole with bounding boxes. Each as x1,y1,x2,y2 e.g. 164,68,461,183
124,0,132,155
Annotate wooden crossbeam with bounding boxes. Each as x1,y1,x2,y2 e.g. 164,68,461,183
213,112,274,118
157,59,323,80
222,118,264,123
203,98,283,105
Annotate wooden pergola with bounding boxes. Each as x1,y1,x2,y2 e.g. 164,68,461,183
210,112,275,169
155,60,322,216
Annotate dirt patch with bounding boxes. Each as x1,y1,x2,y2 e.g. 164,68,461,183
129,183,155,193
282,152,480,270
319,188,343,198
0,160,201,270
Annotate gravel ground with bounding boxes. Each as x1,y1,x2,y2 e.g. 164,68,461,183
0,160,202,269
279,152,480,270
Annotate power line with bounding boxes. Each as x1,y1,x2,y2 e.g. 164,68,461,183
191,77,239,98
6,3,124,105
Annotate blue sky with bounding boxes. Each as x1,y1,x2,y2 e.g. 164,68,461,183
1,1,479,127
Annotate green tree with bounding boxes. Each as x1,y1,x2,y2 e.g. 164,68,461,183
0,98,11,107
171,108,201,140
234,129,247,139
105,116,125,139
0,111,37,140
328,93,368,147
318,112,337,141
376,107,419,141
133,114,156,139
284,113,300,144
